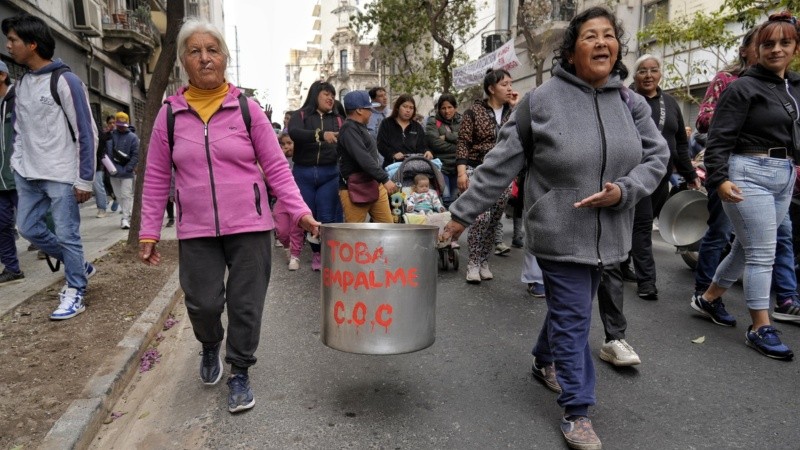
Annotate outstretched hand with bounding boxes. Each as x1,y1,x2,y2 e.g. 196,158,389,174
439,220,465,246
574,182,621,208
264,103,273,121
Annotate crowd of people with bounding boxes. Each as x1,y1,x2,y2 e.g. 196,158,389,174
2,7,800,449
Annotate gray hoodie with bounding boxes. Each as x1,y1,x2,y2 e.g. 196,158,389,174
448,66,669,266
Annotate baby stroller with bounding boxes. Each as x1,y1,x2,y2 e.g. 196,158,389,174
389,155,459,270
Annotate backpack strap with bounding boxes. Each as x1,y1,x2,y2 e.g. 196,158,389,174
166,101,175,159
50,67,76,142
237,93,251,136
515,92,534,168
619,85,634,113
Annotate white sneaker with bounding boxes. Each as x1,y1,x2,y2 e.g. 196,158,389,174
121,219,130,229
50,287,86,320
479,262,493,280
494,242,511,255
275,240,284,248
466,263,481,284
599,339,641,366
288,256,300,271
96,209,107,218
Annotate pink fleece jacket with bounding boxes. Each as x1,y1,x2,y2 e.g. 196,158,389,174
140,84,311,241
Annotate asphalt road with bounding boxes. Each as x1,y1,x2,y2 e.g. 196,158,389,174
93,220,800,449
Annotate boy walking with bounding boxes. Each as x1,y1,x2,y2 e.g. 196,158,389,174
2,14,98,319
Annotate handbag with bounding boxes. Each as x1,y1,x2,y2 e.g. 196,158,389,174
347,172,379,204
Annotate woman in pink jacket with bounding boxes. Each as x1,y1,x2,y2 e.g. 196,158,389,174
138,19,319,414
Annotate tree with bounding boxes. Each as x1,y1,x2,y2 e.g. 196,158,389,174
517,0,558,87
636,0,800,104
127,1,185,247
354,0,476,95
638,10,738,103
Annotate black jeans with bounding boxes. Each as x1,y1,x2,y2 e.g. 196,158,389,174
179,231,272,369
597,264,626,342
630,178,669,288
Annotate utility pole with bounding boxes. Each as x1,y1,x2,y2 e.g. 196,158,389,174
234,25,241,86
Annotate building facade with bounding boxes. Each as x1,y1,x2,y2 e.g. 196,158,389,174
285,0,382,112
1,0,224,131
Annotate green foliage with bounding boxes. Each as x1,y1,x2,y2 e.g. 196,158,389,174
353,0,476,95
721,0,800,28
638,0,800,102
638,9,740,103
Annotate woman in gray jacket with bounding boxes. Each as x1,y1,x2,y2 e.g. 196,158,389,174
441,7,668,449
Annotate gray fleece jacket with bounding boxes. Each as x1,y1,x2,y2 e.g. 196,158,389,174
448,66,669,266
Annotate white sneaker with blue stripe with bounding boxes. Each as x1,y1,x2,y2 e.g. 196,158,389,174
50,287,86,320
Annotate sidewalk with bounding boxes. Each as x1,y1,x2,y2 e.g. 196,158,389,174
0,203,176,317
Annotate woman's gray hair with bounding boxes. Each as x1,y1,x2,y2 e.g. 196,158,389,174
633,54,662,72
176,19,230,69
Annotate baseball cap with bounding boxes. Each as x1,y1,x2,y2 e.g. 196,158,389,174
115,111,129,127
0,60,8,74
343,91,381,110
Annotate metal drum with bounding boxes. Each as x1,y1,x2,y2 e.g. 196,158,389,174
659,190,709,247
320,223,439,355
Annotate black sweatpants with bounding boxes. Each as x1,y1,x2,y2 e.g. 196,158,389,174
597,264,627,342
179,231,272,369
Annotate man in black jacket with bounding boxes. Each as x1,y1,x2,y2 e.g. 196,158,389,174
337,90,397,224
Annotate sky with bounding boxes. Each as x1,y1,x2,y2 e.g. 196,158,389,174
223,1,318,118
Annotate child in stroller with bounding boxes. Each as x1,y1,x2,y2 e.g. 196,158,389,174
406,174,447,214
389,156,459,270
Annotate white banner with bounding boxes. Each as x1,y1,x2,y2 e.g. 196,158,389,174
453,39,521,90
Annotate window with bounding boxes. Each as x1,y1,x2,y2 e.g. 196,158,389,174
340,50,348,76
643,0,669,28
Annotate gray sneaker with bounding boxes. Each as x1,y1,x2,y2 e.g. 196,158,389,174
599,339,641,366
494,242,511,256
561,416,602,450
532,357,562,393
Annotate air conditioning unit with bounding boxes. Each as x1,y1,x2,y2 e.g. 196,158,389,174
73,0,103,37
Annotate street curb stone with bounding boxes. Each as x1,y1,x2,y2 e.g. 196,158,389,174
40,267,183,450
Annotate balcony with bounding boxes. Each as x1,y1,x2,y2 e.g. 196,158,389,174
102,9,159,65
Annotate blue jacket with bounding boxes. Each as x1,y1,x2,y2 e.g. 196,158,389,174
106,127,139,179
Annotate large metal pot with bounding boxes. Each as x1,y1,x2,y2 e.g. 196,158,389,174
320,223,439,355
658,189,709,248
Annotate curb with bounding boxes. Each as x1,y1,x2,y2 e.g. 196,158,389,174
39,266,183,450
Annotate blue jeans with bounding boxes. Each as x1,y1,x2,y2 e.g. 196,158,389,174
0,190,20,273
441,173,458,207
695,189,733,293
714,155,794,310
292,164,342,252
14,173,87,290
93,170,107,210
532,258,600,417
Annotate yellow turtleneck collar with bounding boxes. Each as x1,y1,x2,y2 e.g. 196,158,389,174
184,82,230,124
